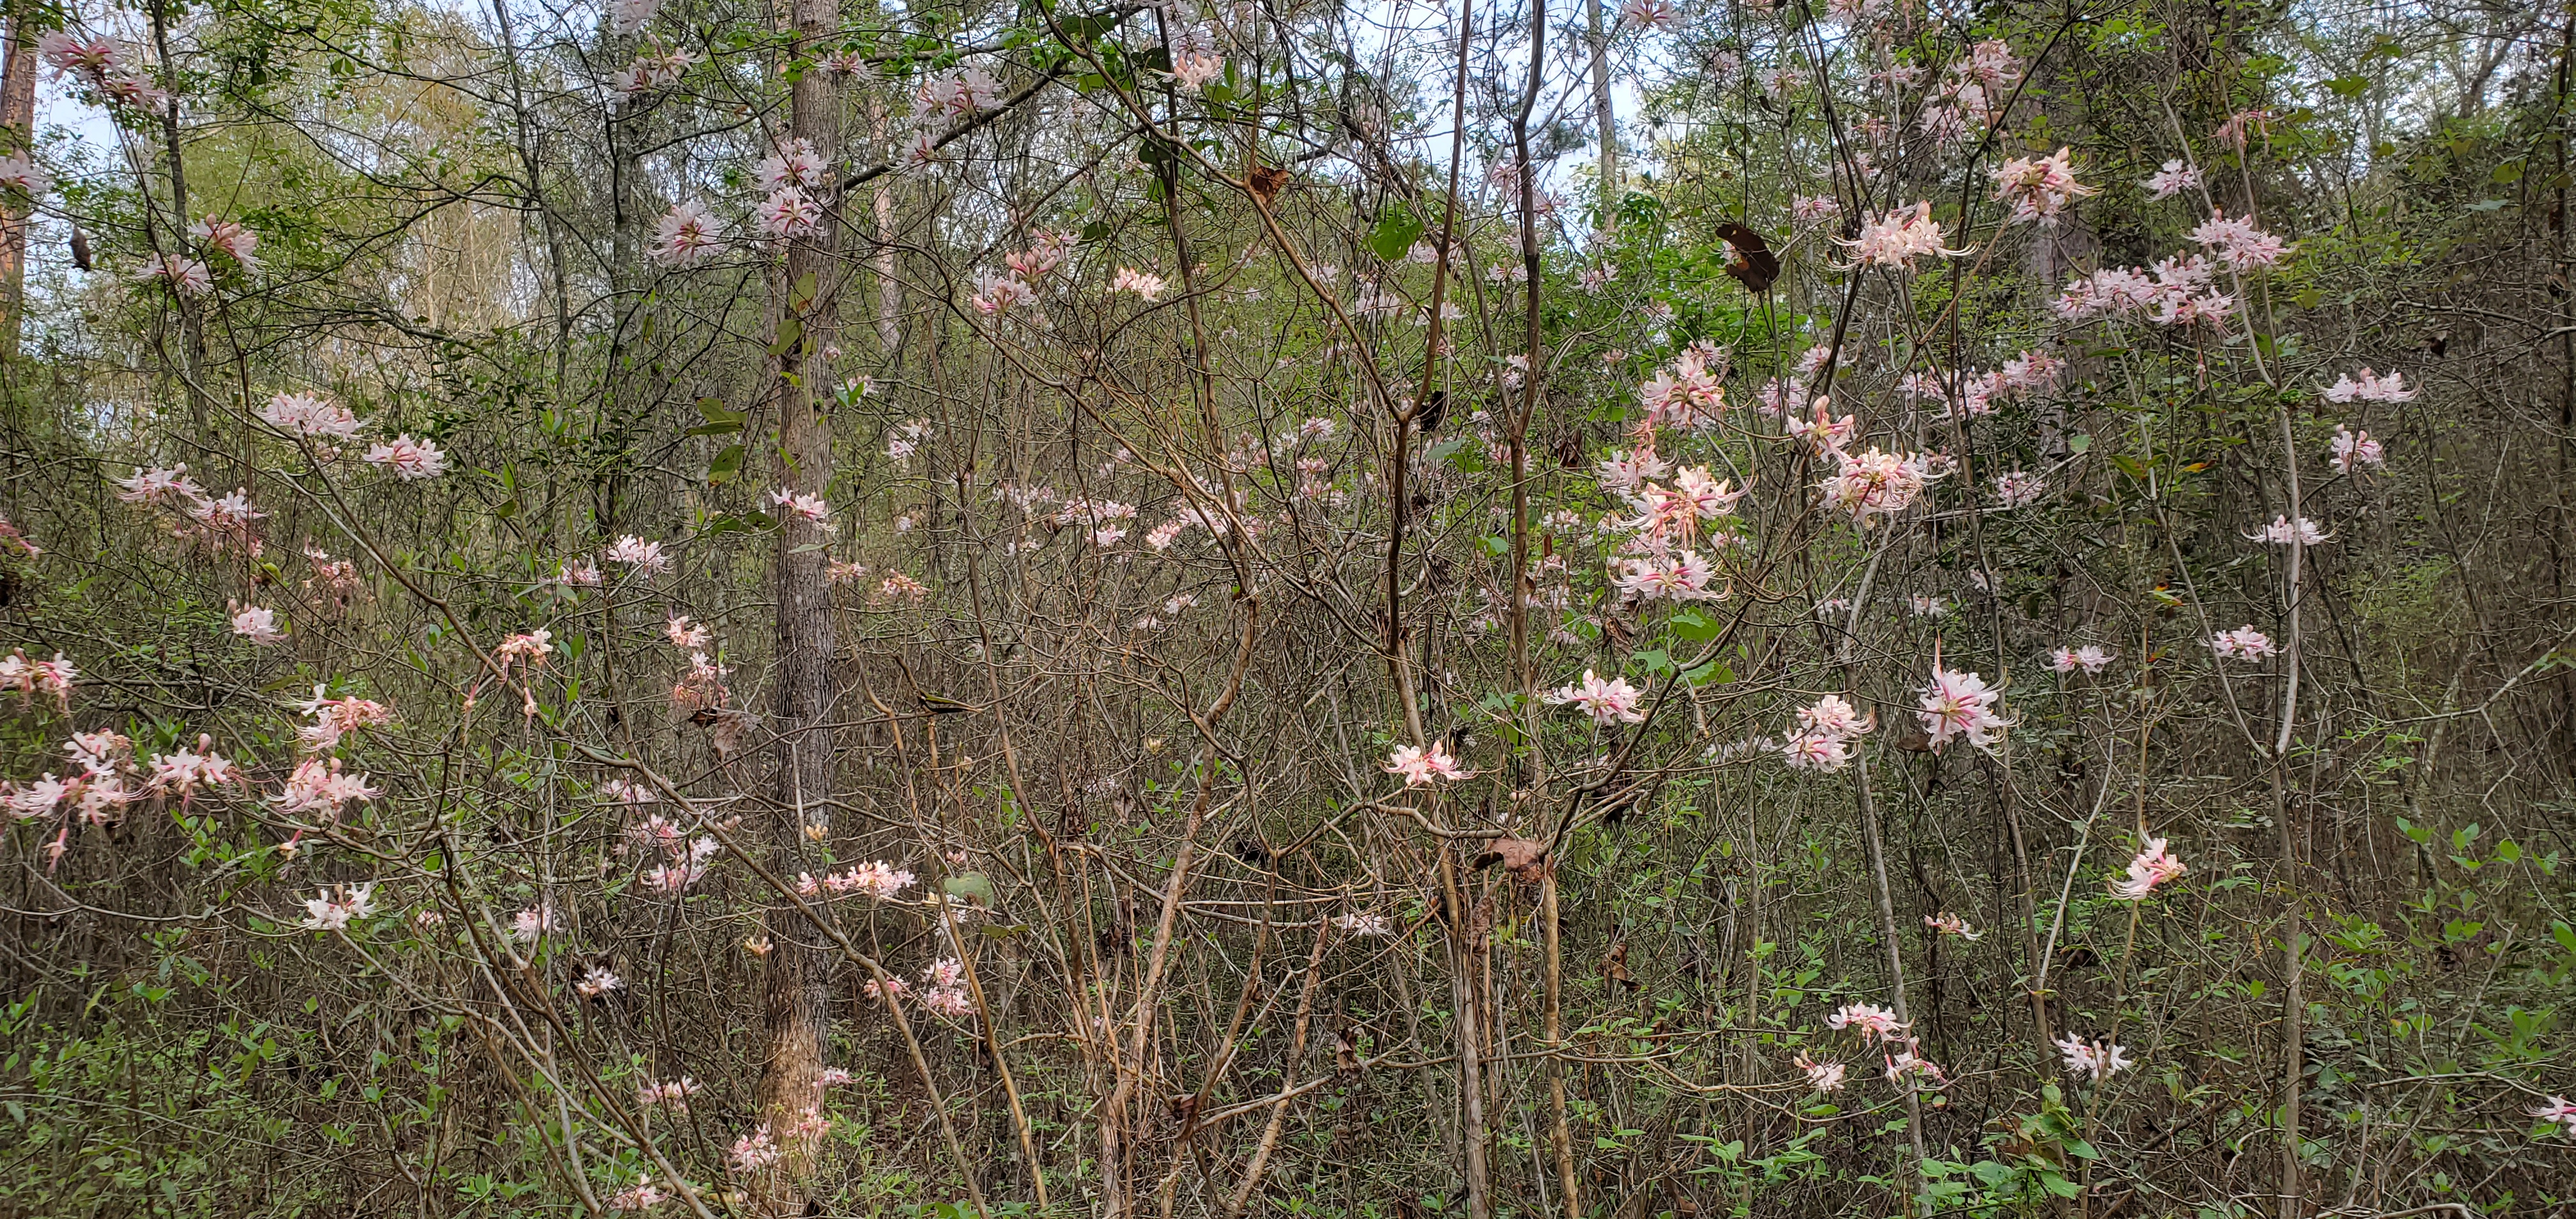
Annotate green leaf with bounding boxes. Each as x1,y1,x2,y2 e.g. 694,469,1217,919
707,444,745,486
1367,208,1423,263
942,872,996,906
769,316,804,356
1668,609,1721,641
689,397,744,436
2324,75,2369,98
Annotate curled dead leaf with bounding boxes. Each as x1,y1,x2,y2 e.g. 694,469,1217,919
1475,836,1551,884
1715,221,1779,293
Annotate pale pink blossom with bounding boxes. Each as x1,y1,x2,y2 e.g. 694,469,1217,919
2048,645,2116,675
2323,367,2414,403
1384,741,1473,786
2108,836,2186,900
38,32,123,78
664,615,709,648
971,271,1038,315
1989,146,2096,224
608,0,661,35
1917,667,2009,753
756,139,825,192
756,188,822,239
727,1127,781,1176
0,153,50,196
1827,1002,1908,1043
190,216,261,275
605,535,671,575
576,965,624,997
363,434,448,480
1794,1051,1847,1092
301,882,377,931
1781,731,1853,771
496,629,553,668
2246,516,2331,547
137,254,213,296
1885,1038,1949,1088
650,199,723,265
636,1077,702,1113
1112,267,1168,300
298,686,395,753
2142,158,2200,200
511,903,563,943
1547,670,1647,725
1820,447,1938,526
1924,912,1981,940
2186,209,2292,271
1798,694,1872,739
116,464,207,508
1840,202,1965,270
2055,1032,2133,1081
2329,425,2385,473
261,392,363,441
914,67,1003,118
231,605,286,645
770,488,834,532
1,649,77,711
2530,1096,2576,1138
1333,911,1394,937
1992,470,2045,508
2209,626,2278,661
273,758,379,818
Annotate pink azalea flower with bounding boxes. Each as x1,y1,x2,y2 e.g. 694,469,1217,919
1827,1001,1908,1043
650,199,723,265
2142,158,2200,200
1546,670,1647,725
1384,741,1473,786
2108,836,2186,900
2055,1032,2133,1081
364,434,448,480
1839,202,1967,270
231,604,286,645
1917,667,2009,753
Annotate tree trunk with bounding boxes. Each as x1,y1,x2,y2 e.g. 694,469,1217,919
1585,0,1617,218
0,8,36,365
757,0,842,1206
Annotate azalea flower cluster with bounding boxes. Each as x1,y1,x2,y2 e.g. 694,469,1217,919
2048,644,2117,675
38,31,168,111
795,859,918,901
1896,348,2061,419
611,42,698,96
1839,201,1966,270
1781,694,1872,772
870,957,975,1016
1827,1002,1947,1089
2053,254,2235,328
1384,741,1472,786
1989,146,2097,225
1819,445,1940,528
300,882,377,931
2208,625,2279,661
1917,667,2010,753
1547,670,1647,726
1634,343,1728,431
2055,1032,2133,1082
2109,837,2188,900
114,466,271,555
0,648,77,711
